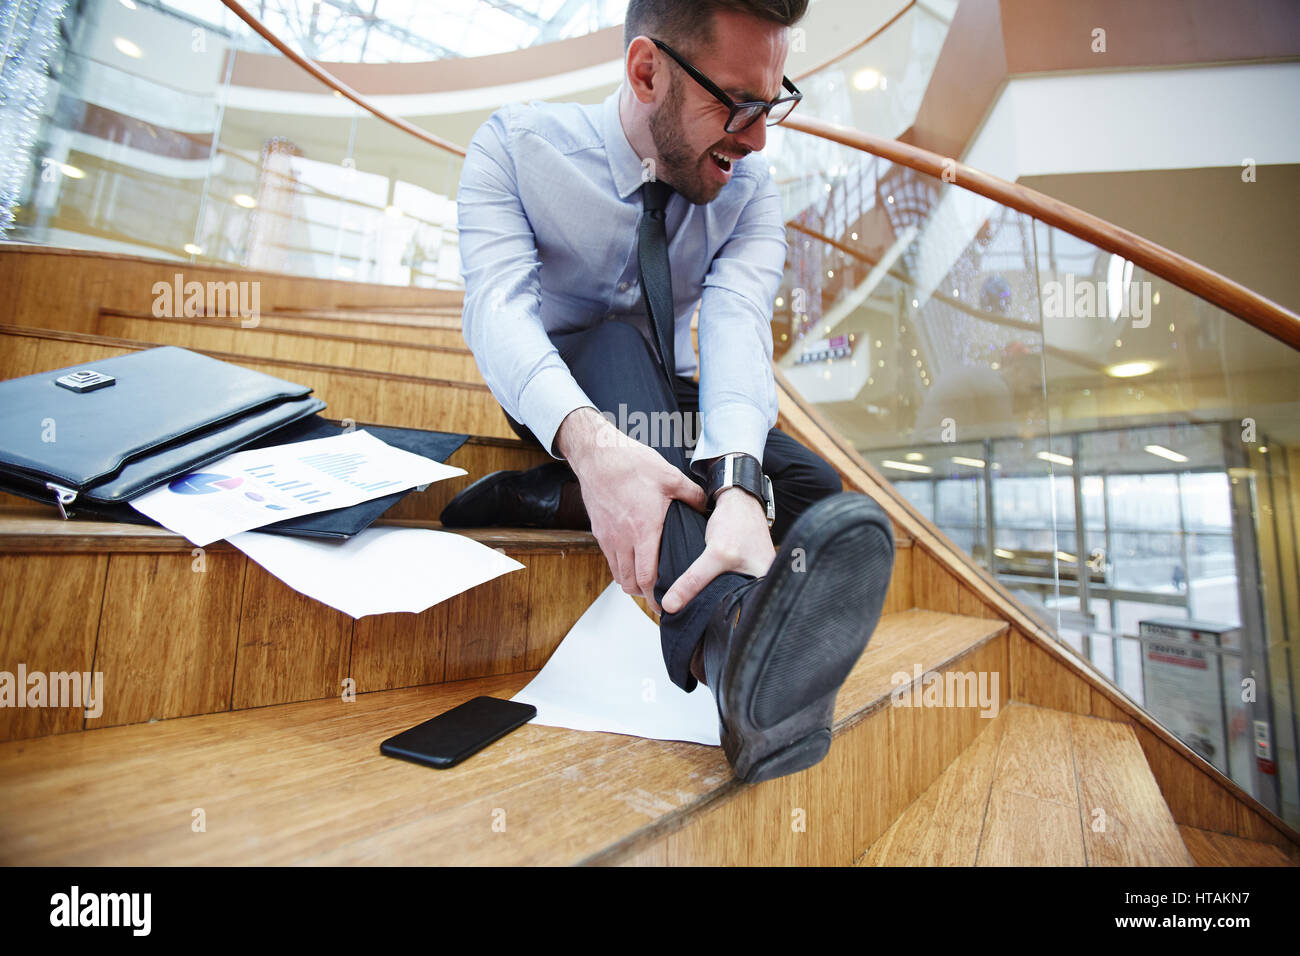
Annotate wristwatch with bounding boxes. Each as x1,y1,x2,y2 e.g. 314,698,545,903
706,453,775,528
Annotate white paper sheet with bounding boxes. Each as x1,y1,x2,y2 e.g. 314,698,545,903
227,525,524,618
130,430,465,546
512,582,720,746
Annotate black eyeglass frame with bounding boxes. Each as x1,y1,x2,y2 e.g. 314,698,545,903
649,37,802,134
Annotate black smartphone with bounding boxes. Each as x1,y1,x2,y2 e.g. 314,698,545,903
380,696,537,769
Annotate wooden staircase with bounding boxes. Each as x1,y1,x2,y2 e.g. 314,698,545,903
863,702,1193,866
0,245,1296,866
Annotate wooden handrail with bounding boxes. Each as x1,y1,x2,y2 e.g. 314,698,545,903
218,0,466,158
217,0,1300,349
783,112,1300,350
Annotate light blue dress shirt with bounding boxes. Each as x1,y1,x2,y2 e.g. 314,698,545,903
457,87,786,476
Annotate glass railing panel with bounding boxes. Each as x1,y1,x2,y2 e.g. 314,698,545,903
4,0,465,287
783,1,953,141
6,0,237,260
766,124,1300,825
1034,220,1300,822
765,137,1065,625
767,2,954,251
344,113,463,288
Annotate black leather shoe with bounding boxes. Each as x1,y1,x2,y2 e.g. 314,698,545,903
439,461,580,528
698,492,895,784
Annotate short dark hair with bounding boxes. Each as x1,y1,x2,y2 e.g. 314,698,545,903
623,0,807,59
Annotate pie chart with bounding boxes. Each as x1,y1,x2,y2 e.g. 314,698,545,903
168,473,243,495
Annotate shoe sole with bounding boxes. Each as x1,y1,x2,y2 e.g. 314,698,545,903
719,493,894,784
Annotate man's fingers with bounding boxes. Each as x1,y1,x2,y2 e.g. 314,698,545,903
633,535,661,614
671,470,708,513
662,548,721,615
611,543,636,594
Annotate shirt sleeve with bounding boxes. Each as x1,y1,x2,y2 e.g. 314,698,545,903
457,107,595,458
688,168,786,477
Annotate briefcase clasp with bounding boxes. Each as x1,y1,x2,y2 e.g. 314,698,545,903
55,369,116,393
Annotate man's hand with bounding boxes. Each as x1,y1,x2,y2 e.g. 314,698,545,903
557,407,707,613
661,485,776,614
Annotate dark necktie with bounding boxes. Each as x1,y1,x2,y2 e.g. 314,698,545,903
638,179,676,388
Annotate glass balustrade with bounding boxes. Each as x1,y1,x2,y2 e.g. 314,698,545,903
6,0,947,287
765,130,1300,827
786,0,952,140
3,0,463,286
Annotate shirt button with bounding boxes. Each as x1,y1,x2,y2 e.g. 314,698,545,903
617,281,630,292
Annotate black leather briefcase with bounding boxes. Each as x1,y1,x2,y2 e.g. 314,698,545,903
0,345,326,519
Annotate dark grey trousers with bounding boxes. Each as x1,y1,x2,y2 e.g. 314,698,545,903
502,321,841,692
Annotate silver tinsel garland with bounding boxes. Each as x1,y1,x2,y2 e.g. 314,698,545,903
0,0,70,237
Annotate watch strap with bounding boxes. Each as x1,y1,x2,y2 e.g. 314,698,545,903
706,453,775,527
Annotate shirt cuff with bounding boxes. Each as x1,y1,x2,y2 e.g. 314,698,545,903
518,365,596,459
688,401,771,479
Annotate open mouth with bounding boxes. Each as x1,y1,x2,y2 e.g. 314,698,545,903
709,150,735,173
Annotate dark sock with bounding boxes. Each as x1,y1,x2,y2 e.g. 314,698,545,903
555,480,590,530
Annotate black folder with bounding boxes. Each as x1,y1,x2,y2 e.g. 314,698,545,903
62,415,469,539
0,346,325,516
0,346,468,538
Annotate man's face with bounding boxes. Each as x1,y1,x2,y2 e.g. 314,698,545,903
647,10,790,205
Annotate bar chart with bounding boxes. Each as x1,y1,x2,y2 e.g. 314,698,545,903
243,447,404,505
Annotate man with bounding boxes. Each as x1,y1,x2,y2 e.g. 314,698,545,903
444,0,895,783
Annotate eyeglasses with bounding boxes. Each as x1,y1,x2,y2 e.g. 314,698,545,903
650,38,802,134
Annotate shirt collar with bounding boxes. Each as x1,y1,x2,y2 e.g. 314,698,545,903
603,87,651,201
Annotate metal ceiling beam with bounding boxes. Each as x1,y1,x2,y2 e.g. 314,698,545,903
263,0,463,59
475,0,549,31
533,0,595,42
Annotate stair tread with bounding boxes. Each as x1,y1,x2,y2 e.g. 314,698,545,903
0,504,914,554
861,702,1193,867
0,508,605,554
96,308,473,354
0,609,1000,865
263,307,463,328
0,324,489,391
1178,825,1297,867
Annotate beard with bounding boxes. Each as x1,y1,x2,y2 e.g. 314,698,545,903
648,73,724,206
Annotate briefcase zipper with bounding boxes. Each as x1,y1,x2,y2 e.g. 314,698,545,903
45,482,78,520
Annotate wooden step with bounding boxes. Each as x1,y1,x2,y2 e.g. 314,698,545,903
0,245,462,337
332,303,463,314
1178,825,1298,866
0,510,612,741
93,312,482,383
263,306,463,329
0,505,916,742
860,701,1194,866
0,609,1004,865
0,324,514,439
96,307,469,350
